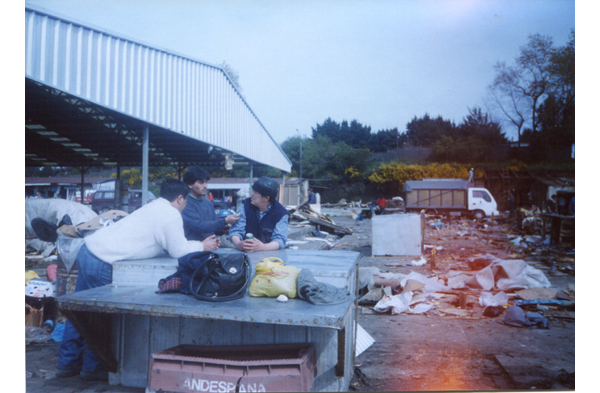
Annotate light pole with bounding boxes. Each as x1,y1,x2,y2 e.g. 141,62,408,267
296,129,302,181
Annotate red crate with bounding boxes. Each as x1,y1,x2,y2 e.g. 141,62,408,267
148,343,317,392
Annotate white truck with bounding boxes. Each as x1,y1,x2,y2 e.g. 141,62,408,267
402,179,499,219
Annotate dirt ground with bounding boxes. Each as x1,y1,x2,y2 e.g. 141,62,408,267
24,208,575,392
328,210,575,392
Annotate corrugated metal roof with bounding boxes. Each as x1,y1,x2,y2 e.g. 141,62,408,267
25,4,291,172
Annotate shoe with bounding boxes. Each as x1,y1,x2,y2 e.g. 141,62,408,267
79,370,108,381
56,367,81,378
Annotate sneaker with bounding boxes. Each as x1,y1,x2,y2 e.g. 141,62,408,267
56,367,81,378
79,370,108,381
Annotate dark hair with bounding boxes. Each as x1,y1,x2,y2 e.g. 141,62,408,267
182,166,211,186
252,176,278,201
160,179,189,202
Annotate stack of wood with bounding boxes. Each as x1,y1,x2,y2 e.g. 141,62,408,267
288,205,353,236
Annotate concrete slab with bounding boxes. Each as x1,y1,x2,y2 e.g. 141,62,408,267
372,213,422,256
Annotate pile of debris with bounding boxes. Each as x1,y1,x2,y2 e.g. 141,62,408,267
357,253,574,324
287,205,352,236
357,210,574,325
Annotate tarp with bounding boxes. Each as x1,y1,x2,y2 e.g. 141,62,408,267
403,179,468,192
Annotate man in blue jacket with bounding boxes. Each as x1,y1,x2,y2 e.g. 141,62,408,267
181,166,240,242
229,176,289,252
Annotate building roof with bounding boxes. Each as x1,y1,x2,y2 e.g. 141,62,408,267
25,5,291,173
25,176,113,186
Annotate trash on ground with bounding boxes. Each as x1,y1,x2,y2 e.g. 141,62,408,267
502,305,550,329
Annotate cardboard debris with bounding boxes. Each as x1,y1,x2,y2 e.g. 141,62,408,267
402,279,425,293
515,288,558,300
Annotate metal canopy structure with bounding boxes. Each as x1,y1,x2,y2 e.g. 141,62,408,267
25,4,292,173
25,79,243,169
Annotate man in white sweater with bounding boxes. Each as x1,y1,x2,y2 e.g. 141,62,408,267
57,179,218,381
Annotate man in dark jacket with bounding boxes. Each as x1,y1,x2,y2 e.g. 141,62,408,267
229,176,289,252
181,166,240,241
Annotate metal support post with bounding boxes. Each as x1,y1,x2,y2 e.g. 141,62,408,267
142,125,149,206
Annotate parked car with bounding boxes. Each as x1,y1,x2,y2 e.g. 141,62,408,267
73,190,96,204
91,189,156,214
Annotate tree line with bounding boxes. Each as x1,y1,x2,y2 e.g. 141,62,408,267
281,30,574,183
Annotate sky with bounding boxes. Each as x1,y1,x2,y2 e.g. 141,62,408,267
23,0,576,144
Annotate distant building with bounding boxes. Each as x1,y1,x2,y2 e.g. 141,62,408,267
25,177,112,201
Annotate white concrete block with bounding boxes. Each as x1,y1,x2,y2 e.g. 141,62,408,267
372,214,422,256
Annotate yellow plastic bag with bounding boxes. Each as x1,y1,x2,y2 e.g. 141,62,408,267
249,257,300,298
25,270,40,284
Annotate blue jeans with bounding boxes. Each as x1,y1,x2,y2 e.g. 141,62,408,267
58,244,112,372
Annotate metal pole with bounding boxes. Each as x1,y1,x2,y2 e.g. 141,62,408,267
249,163,253,189
80,168,85,205
142,125,149,205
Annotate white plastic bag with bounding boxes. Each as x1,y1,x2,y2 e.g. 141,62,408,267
25,326,52,344
374,291,413,315
479,291,509,307
56,236,85,273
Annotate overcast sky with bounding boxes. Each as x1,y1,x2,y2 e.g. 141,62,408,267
25,0,575,144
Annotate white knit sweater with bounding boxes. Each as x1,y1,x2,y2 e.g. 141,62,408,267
85,198,204,264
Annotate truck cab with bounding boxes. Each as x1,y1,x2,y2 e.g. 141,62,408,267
468,188,499,219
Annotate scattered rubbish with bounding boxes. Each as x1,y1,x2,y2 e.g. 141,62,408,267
402,279,425,293
424,245,443,251
408,303,434,314
483,305,506,317
286,240,308,245
373,276,403,290
513,299,574,308
515,288,558,300
46,264,57,282
358,287,385,305
25,270,40,284
354,367,372,387
277,294,288,302
25,326,52,344
411,257,427,266
502,305,550,329
467,258,493,271
311,230,328,238
479,291,509,307
355,323,375,357
25,278,55,298
374,292,413,315
289,205,353,236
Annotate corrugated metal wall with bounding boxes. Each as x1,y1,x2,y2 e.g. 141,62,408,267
25,6,291,172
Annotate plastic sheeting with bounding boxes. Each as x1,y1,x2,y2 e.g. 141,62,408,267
25,199,97,253
465,255,551,291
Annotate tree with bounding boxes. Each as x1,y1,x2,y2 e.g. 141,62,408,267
311,118,372,149
281,134,371,180
404,114,457,147
458,107,507,146
488,34,555,146
367,128,404,152
516,31,575,162
548,30,575,106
